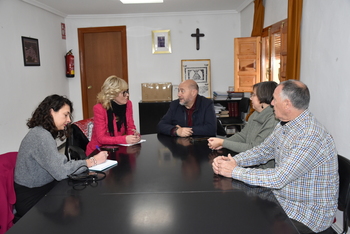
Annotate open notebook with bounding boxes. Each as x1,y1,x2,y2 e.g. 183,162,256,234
117,139,146,146
89,159,118,171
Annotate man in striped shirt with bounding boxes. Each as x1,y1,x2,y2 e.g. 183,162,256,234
212,80,338,233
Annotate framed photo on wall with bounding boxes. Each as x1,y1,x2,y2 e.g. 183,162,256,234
21,36,40,66
152,30,172,54
181,59,211,98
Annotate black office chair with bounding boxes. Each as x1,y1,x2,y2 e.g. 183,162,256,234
65,118,94,160
216,119,227,136
218,97,251,132
336,155,350,234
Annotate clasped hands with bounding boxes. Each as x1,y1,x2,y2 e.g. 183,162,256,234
207,137,224,150
212,154,237,178
126,129,141,144
175,125,193,137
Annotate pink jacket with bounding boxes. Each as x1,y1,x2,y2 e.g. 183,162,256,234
86,100,136,155
0,152,17,234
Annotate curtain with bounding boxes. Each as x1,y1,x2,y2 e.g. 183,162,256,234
251,0,265,37
286,0,303,80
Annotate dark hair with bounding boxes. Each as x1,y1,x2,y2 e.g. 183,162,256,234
253,81,278,105
27,94,73,140
280,80,310,110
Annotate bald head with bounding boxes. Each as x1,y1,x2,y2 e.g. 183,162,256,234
178,79,199,108
181,79,199,91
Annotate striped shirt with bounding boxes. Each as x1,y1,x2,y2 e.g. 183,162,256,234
232,109,338,232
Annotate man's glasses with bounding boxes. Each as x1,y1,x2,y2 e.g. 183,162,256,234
122,89,129,97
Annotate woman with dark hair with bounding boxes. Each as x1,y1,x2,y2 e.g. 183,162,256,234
86,75,140,156
208,81,279,155
14,94,108,219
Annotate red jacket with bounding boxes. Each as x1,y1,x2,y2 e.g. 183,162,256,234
86,101,136,155
0,152,17,234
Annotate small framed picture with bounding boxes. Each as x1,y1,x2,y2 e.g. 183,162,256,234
172,85,179,100
181,59,211,98
152,30,172,54
21,36,40,66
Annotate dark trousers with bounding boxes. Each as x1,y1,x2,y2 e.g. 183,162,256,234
291,219,336,234
14,181,57,222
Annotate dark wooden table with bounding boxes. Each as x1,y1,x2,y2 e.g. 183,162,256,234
8,134,299,234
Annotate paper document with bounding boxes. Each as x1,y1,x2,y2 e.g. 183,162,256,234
117,139,146,146
89,159,118,171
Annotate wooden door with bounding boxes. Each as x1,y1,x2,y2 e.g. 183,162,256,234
78,26,128,119
234,37,261,92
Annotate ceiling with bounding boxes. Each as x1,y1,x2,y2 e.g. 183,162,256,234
22,0,253,17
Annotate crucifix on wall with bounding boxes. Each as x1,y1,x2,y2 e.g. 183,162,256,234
191,28,205,50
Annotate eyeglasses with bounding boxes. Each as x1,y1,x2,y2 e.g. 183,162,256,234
122,90,129,97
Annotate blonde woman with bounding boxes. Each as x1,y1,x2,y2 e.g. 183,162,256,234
86,75,140,155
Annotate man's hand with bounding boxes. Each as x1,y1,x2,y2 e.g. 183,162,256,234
212,154,237,178
176,125,193,137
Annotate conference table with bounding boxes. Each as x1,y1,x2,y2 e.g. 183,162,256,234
8,134,299,234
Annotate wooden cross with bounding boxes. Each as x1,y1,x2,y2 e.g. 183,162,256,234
191,28,205,50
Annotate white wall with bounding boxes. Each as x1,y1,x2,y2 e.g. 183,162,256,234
0,0,68,152
264,0,288,26
301,0,350,158
240,2,254,37
65,11,241,131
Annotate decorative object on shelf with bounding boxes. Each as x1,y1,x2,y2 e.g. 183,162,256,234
213,91,243,100
181,59,211,98
21,36,40,66
191,28,205,50
152,30,171,54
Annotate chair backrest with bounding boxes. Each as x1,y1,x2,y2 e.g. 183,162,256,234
216,119,227,136
239,97,251,114
0,152,17,234
338,155,350,234
65,118,94,160
239,97,251,120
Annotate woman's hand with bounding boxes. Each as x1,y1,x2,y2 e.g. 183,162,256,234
86,151,108,167
208,137,224,150
126,134,141,144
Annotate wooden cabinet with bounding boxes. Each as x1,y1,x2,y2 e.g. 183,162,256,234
139,101,170,135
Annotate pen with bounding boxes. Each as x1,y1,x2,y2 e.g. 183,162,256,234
96,145,101,151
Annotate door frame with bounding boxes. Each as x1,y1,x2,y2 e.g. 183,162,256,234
78,26,128,119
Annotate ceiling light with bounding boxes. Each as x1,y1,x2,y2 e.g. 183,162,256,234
120,0,163,4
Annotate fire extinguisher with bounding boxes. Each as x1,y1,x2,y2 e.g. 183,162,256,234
65,50,75,78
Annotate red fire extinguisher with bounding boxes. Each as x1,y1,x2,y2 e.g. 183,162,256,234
65,50,75,78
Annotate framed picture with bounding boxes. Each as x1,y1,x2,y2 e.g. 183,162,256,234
181,59,211,98
172,85,179,100
21,36,40,66
152,30,171,54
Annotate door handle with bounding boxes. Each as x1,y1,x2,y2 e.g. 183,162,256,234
88,85,92,89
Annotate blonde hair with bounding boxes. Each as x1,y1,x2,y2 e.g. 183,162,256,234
97,75,128,109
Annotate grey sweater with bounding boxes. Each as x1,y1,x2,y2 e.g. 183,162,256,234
14,126,86,188
222,106,279,153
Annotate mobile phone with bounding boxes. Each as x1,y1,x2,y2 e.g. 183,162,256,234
100,145,119,152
